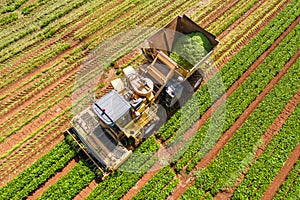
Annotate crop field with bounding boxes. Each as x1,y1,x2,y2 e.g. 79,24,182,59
0,0,299,199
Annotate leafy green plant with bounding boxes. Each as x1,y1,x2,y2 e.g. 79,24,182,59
273,159,300,199
0,13,18,26
0,138,79,200
170,32,213,70
38,161,95,200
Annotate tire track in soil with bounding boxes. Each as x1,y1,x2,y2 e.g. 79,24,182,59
214,66,300,200
167,17,300,200
27,158,78,200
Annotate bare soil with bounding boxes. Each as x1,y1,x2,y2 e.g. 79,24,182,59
261,91,300,200
201,0,241,28
121,161,164,200
262,143,300,200
0,0,296,199
27,159,78,199
215,85,300,200
214,0,291,69
168,17,300,199
73,179,98,200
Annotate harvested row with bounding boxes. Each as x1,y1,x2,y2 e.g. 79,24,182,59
0,0,199,186
0,1,296,198
207,0,260,35
156,0,299,143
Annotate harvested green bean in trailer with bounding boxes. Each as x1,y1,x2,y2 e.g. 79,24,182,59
69,15,218,174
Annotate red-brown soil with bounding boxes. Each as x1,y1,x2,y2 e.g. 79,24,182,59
73,179,98,200
262,142,300,200
114,2,296,199
27,159,78,200
121,161,164,200
0,1,296,199
214,0,291,69
201,0,241,28
168,18,300,199
215,89,300,199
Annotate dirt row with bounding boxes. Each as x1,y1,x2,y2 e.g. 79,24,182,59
27,159,78,200
0,1,119,185
21,0,241,198
75,0,276,200
214,0,291,69
94,1,293,199
213,52,300,200
262,145,300,199
99,0,289,199
0,0,195,190
0,0,292,198
168,16,300,200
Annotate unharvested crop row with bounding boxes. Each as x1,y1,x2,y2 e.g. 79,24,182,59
0,0,292,197
0,109,71,178
233,95,300,199
0,138,79,200
274,159,300,200
85,136,160,200
156,0,300,143
184,45,300,199
174,23,300,172
131,166,176,200
38,160,95,200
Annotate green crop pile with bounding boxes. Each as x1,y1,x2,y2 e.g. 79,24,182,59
170,32,212,70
